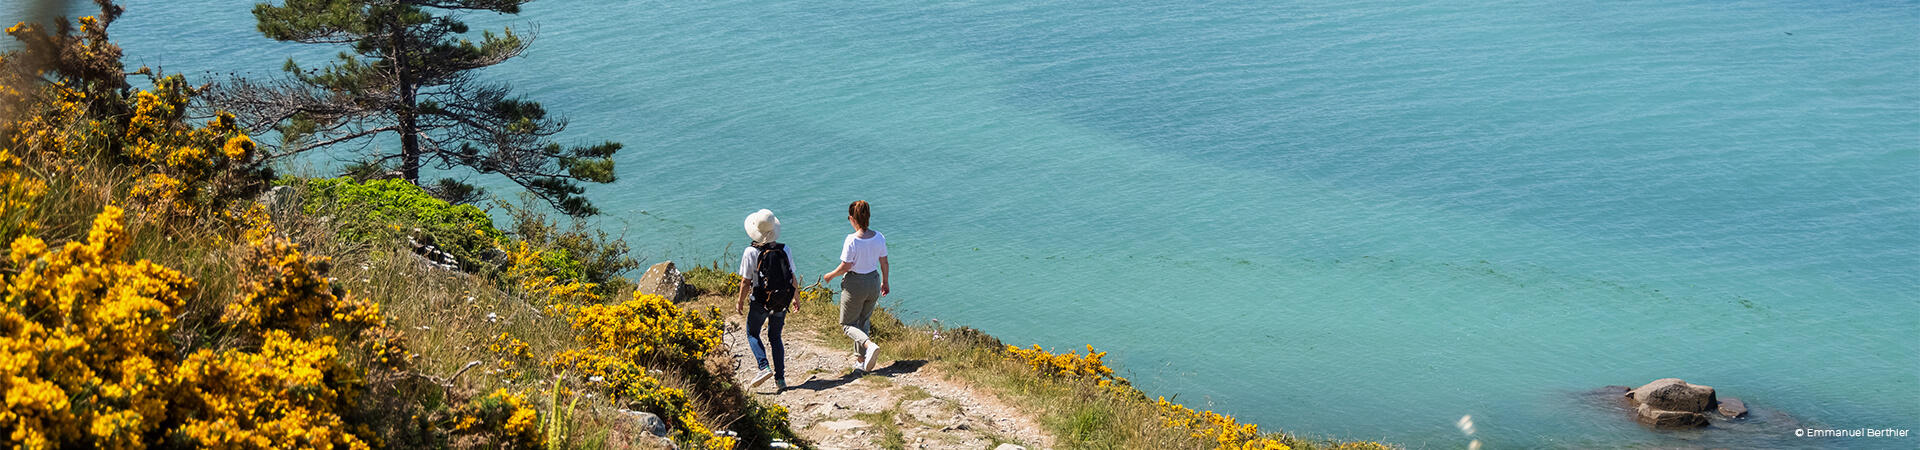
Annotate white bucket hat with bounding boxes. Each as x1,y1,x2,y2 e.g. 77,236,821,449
744,209,780,244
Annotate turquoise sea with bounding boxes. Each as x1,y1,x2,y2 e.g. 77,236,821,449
12,0,1917,447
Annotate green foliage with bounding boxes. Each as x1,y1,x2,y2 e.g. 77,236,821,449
543,373,580,450
294,176,503,271
428,177,488,205
852,409,906,450
213,0,621,217
339,159,390,181
1062,406,1113,448
730,401,800,450
681,263,742,297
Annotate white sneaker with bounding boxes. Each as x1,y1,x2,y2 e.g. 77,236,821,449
750,369,774,388
861,341,881,372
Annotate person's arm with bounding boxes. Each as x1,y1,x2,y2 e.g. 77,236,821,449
878,256,890,296
735,278,751,315
822,261,853,284
823,235,855,283
736,248,754,315
786,251,802,290
787,251,803,312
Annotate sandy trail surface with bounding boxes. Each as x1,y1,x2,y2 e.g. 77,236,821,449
721,318,1054,450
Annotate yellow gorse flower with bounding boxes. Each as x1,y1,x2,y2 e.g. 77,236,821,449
546,292,732,448
1006,344,1130,390
1154,396,1392,450
0,206,398,449
0,149,45,241
0,206,192,449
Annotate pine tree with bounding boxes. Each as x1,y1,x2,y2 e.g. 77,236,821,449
209,0,618,216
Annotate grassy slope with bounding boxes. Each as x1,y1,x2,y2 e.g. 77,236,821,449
11,157,1388,450
681,267,1395,450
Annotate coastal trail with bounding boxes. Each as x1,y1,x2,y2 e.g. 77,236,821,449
719,318,1055,450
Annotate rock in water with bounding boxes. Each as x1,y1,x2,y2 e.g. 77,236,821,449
1624,378,1717,428
638,261,685,301
1589,385,1632,397
1717,397,1749,419
1635,403,1710,428
1627,378,1717,412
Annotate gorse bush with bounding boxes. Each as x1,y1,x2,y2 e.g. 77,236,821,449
165,213,393,449
0,205,414,449
0,206,194,449
501,239,600,310
1,6,575,448
1157,398,1293,450
170,328,369,449
0,148,45,244
1003,343,1395,450
561,293,722,368
449,389,542,448
121,79,272,218
1006,344,1132,391
1154,394,1393,450
546,292,735,450
500,195,640,297
2,5,272,222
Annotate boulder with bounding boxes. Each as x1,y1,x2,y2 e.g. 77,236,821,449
1626,378,1716,413
1717,397,1749,419
256,185,301,219
993,444,1028,450
614,409,669,437
1635,403,1709,428
1620,379,1719,429
638,261,685,301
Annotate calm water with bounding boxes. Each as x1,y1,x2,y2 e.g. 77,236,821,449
20,0,1919,447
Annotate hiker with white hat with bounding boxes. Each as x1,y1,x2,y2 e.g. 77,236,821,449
820,200,889,373
738,209,801,391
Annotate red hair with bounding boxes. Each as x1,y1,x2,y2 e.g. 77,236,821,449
849,200,871,230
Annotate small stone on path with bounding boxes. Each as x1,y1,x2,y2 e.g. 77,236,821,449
819,419,869,431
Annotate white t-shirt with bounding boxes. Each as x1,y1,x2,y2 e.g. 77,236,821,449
840,231,887,274
739,244,800,288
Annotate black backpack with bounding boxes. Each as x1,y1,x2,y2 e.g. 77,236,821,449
751,242,796,310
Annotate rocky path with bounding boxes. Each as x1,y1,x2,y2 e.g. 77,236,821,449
720,319,1054,450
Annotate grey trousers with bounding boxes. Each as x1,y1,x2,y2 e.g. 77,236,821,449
838,270,881,352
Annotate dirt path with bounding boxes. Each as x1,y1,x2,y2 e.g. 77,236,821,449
720,318,1055,450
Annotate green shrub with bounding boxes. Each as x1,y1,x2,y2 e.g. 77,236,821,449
290,176,505,271
680,263,741,297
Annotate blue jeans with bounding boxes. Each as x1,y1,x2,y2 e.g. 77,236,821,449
745,299,788,380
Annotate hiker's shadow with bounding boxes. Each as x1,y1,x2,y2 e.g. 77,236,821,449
788,360,928,392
